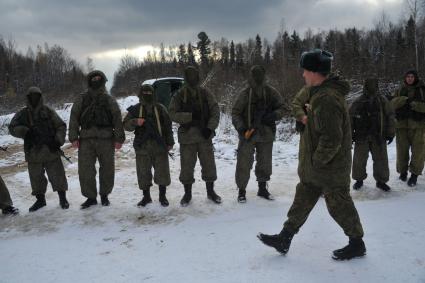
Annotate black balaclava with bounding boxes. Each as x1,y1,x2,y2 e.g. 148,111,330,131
89,75,104,90
250,65,266,86
140,84,155,104
184,66,200,88
28,92,41,108
364,78,379,97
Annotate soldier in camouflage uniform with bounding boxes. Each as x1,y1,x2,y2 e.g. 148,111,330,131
0,176,19,215
391,70,425,187
9,87,69,212
69,70,125,209
258,49,366,261
123,84,174,207
350,78,395,191
169,66,221,206
232,65,285,202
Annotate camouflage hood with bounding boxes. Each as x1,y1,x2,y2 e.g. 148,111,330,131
87,70,108,93
318,76,350,97
138,84,157,105
26,86,44,111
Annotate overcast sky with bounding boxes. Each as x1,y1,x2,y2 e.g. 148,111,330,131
0,0,406,88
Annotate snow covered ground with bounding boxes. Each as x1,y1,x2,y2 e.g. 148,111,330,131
0,96,424,283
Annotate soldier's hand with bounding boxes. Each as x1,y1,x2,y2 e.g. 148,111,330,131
114,143,123,150
387,137,394,145
167,145,173,151
201,128,213,139
72,140,80,149
136,118,145,126
301,115,308,125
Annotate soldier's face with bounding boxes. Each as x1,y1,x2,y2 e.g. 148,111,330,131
28,93,41,107
405,74,416,85
90,75,104,89
303,70,314,86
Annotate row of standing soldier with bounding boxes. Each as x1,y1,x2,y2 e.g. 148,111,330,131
0,65,283,213
0,50,423,261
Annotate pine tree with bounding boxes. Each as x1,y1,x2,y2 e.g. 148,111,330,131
187,42,196,66
229,40,236,67
254,34,263,64
197,31,211,66
236,43,244,67
177,44,187,65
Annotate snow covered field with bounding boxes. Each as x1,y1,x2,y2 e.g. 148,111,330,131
0,97,424,283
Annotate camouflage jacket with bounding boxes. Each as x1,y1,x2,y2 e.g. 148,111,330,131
232,84,285,143
169,85,220,144
298,77,352,190
69,88,125,143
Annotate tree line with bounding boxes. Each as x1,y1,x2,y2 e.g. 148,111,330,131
0,37,86,114
112,7,425,114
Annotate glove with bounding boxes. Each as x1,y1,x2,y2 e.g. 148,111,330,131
201,128,212,139
386,136,394,145
261,112,278,124
192,108,202,121
237,127,247,136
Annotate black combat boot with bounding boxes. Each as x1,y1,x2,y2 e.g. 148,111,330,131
353,180,363,190
29,194,46,212
159,185,169,207
2,206,19,215
58,191,69,209
332,238,366,260
399,172,408,182
376,182,391,192
257,182,274,200
237,188,246,203
407,174,418,187
180,184,192,207
206,182,221,204
80,198,97,209
257,228,294,255
100,195,110,206
138,189,152,207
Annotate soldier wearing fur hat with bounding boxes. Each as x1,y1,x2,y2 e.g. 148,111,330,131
258,49,366,261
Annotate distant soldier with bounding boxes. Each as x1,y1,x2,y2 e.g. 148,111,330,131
169,66,221,206
258,49,366,261
123,84,174,207
350,78,395,191
391,70,425,187
291,86,310,134
9,87,69,211
69,70,125,209
0,176,19,215
232,65,285,202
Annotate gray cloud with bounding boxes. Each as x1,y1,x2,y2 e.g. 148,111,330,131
0,0,405,87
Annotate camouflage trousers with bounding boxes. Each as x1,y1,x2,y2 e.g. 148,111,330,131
135,141,171,190
28,157,68,196
396,128,425,175
235,140,273,189
352,139,389,183
0,175,13,209
78,138,115,199
283,182,364,238
179,141,217,185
